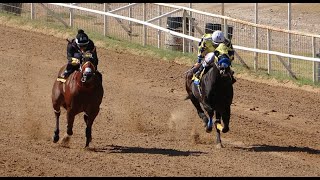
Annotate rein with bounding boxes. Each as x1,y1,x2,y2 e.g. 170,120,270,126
75,61,96,91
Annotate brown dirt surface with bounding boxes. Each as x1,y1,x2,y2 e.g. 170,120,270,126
0,10,320,177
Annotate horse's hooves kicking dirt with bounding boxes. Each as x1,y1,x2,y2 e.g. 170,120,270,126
60,134,71,147
216,143,223,149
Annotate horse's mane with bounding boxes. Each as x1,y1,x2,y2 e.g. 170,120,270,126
202,63,219,92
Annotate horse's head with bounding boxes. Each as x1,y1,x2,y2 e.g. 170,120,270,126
80,52,96,83
216,54,232,77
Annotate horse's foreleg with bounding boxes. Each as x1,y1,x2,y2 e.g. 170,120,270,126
189,94,208,127
206,110,214,133
60,110,75,147
84,111,98,148
53,109,60,143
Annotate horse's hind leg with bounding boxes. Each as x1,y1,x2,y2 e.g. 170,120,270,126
221,106,231,133
213,112,222,147
214,124,222,148
52,97,62,143
52,82,64,143
60,110,75,147
190,95,208,127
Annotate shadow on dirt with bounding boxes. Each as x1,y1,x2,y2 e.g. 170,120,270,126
235,144,319,154
89,145,206,156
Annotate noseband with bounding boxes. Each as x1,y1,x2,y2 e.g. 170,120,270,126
81,61,95,83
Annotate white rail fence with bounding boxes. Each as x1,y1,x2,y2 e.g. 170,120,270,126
2,3,320,83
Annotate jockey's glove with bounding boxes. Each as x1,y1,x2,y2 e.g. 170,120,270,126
84,52,93,59
197,56,204,64
71,58,80,66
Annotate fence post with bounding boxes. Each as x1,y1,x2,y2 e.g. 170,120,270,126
221,3,224,33
188,3,192,53
103,3,107,36
312,36,318,83
222,3,228,39
287,3,292,76
30,3,34,20
267,28,271,75
158,5,162,49
254,3,258,71
129,3,132,41
69,3,73,27
183,10,186,53
143,3,146,46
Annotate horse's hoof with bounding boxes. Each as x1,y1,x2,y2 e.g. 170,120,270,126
85,137,92,147
206,126,213,133
67,130,73,136
201,117,208,126
53,135,59,143
222,126,229,133
216,143,223,149
206,120,213,133
202,122,207,127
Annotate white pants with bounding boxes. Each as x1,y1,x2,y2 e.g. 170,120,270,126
202,52,215,67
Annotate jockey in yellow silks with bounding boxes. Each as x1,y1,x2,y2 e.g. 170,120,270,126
193,30,236,85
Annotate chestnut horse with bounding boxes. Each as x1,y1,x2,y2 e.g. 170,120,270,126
51,54,103,147
185,52,233,148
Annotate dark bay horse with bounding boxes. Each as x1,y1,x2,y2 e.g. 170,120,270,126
185,53,233,148
51,53,103,147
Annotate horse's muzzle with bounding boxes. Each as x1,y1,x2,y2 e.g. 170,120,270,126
81,72,93,82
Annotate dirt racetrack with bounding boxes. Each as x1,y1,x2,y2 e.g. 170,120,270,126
0,23,319,177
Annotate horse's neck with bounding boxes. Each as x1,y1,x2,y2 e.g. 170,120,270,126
206,64,219,82
202,64,220,93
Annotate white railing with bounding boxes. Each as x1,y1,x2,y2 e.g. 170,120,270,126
48,3,320,61
49,3,200,42
8,3,320,82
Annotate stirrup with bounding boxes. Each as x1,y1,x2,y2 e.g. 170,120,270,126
192,73,200,85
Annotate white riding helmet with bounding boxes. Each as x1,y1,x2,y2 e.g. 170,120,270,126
212,30,225,45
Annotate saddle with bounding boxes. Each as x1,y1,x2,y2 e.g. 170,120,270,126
191,64,212,83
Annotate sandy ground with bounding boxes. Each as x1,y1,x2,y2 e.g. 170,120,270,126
0,18,319,177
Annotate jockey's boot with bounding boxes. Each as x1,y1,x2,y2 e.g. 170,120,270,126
60,70,71,79
191,62,201,74
60,64,73,79
194,64,205,86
